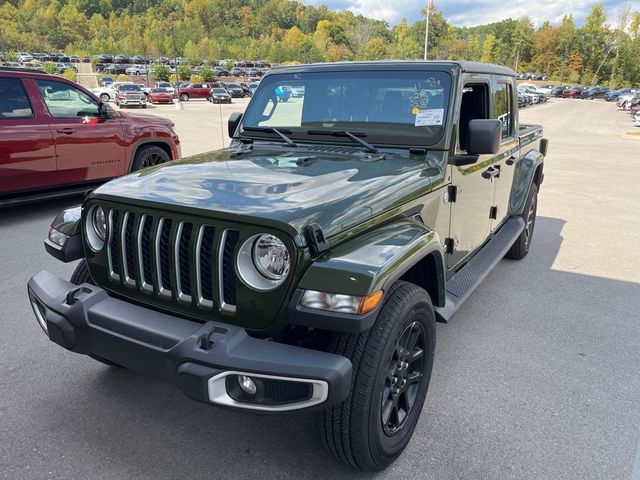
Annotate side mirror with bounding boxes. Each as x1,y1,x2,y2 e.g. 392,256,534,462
467,119,501,155
98,101,108,119
228,112,243,138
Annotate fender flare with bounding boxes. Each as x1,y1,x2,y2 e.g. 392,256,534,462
291,219,446,332
128,138,175,172
509,148,544,216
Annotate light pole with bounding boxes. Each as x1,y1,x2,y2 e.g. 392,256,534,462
423,0,432,60
170,25,178,84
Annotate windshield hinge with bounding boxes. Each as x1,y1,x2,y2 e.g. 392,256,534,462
305,223,329,256
445,185,458,203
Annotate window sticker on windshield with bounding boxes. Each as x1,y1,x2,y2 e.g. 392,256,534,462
415,108,444,127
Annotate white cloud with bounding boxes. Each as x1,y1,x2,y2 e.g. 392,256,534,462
301,0,629,27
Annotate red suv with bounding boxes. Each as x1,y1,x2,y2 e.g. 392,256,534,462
178,82,222,101
0,67,181,205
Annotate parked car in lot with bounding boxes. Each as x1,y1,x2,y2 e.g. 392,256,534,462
90,81,134,102
551,86,568,97
148,87,175,104
154,81,175,94
103,63,127,75
17,52,33,63
0,67,180,204
562,86,584,98
125,64,149,75
209,87,232,103
82,56,91,63
69,56,79,63
605,88,632,102
114,83,147,108
214,66,230,77
225,82,246,98
275,84,291,102
27,60,546,472
178,82,221,101
55,62,77,74
230,67,245,77
580,86,610,100
99,76,114,87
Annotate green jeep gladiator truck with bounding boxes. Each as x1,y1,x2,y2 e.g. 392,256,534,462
28,61,547,471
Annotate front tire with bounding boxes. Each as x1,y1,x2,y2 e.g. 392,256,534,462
100,93,110,102
180,93,189,101
130,144,171,171
318,281,436,471
506,183,538,260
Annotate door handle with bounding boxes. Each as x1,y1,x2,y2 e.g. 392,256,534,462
506,155,516,166
482,166,500,180
56,128,76,134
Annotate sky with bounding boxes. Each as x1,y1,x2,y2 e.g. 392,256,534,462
302,0,631,27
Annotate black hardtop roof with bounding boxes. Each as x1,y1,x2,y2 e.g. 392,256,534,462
269,60,515,77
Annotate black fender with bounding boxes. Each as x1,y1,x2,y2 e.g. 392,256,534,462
509,148,544,216
44,206,84,263
290,219,445,332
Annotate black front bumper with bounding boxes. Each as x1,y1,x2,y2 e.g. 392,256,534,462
27,271,352,413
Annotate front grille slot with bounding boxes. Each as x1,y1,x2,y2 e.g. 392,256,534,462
138,215,153,292
197,226,216,308
221,230,239,311
175,221,193,303
158,218,173,296
108,210,121,280
105,206,240,314
122,212,137,286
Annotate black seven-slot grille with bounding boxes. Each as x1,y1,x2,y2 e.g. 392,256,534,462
106,207,240,313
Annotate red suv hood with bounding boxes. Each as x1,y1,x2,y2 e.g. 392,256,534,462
116,111,174,129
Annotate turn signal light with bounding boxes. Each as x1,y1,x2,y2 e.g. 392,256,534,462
358,290,383,314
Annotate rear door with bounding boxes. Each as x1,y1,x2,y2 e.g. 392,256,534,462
491,77,518,229
33,78,127,183
447,77,496,269
0,76,56,194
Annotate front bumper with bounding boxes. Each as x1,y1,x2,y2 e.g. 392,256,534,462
27,271,352,413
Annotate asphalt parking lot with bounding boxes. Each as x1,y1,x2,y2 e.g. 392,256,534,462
1,98,639,480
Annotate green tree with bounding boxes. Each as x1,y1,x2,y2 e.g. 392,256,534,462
361,37,387,60
151,63,170,81
177,64,191,80
480,33,495,63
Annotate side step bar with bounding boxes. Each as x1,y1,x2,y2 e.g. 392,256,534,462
435,216,525,323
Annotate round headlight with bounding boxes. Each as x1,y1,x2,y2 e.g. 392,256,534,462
92,206,107,241
85,205,106,251
252,234,290,280
236,234,291,291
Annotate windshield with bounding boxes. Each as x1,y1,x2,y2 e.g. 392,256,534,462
212,88,227,94
120,85,141,91
242,70,451,147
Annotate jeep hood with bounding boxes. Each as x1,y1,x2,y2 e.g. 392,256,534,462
92,148,439,244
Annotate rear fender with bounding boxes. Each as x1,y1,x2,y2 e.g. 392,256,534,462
510,148,544,215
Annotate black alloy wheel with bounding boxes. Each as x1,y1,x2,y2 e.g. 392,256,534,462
381,321,426,436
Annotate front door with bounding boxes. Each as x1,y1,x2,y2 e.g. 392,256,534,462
34,78,126,183
0,77,56,194
447,79,496,269
491,77,518,229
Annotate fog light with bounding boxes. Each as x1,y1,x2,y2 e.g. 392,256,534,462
238,375,257,395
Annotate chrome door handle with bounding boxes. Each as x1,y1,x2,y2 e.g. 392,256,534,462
56,128,75,134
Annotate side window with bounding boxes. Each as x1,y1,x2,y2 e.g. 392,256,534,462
458,83,489,152
192,84,202,89
35,79,99,119
495,83,513,140
0,77,34,119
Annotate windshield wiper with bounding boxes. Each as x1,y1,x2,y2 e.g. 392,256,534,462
242,126,297,147
306,130,378,153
